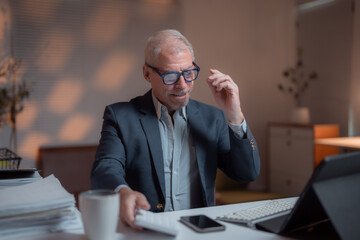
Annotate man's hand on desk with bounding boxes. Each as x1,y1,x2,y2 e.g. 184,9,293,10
119,187,151,230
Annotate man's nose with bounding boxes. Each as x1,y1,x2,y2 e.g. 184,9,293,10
174,75,187,89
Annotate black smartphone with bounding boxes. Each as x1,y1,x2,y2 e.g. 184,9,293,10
180,215,226,233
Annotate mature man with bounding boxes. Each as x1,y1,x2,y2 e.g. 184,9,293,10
91,29,260,229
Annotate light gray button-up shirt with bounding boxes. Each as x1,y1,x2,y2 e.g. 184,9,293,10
152,94,202,211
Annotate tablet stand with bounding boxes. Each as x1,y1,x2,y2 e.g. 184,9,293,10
313,173,360,240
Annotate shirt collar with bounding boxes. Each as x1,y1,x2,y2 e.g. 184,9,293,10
151,90,187,120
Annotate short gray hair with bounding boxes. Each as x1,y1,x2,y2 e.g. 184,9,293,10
144,29,194,66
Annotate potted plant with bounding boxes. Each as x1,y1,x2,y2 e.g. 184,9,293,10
278,48,318,123
0,58,30,152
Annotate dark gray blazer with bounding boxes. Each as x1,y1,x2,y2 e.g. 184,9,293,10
91,90,260,212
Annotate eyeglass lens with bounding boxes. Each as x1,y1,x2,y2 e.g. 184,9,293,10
163,69,198,85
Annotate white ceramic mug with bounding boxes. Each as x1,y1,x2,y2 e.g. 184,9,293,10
79,189,119,240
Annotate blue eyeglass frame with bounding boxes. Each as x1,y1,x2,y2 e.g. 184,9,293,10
146,61,200,85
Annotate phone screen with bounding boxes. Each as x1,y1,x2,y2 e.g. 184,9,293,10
180,215,225,233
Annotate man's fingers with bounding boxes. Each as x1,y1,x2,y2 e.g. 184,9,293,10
207,75,237,94
120,198,136,226
130,194,150,230
209,76,230,87
136,195,151,210
119,188,151,230
210,68,221,74
207,69,234,89
120,207,144,230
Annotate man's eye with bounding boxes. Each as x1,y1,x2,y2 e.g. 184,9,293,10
164,74,178,80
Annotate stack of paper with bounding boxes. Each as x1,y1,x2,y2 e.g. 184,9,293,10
0,169,42,189
0,175,82,239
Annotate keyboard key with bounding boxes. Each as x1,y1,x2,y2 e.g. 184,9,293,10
217,200,295,227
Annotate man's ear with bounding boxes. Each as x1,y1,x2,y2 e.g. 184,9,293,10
143,65,151,83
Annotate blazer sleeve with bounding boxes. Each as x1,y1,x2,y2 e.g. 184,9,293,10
91,105,127,190
217,113,261,182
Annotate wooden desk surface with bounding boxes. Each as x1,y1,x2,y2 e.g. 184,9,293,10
315,137,360,150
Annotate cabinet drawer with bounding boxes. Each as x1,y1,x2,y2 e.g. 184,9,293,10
268,123,339,197
269,137,314,175
269,160,313,180
270,126,313,139
269,171,309,196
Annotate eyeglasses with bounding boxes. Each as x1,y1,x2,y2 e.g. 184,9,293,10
146,62,200,85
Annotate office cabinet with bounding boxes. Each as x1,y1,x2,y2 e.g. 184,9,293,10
268,123,339,196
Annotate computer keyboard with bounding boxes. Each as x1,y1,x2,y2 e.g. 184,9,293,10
216,199,295,227
134,209,178,236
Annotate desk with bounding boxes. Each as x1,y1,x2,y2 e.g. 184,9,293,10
315,137,360,150
23,199,297,240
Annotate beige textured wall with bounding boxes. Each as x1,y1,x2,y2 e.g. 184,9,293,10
182,0,297,190
298,0,354,136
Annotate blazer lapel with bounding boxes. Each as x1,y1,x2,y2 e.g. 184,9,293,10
138,91,166,200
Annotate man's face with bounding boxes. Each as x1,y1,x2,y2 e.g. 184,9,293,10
144,47,194,114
